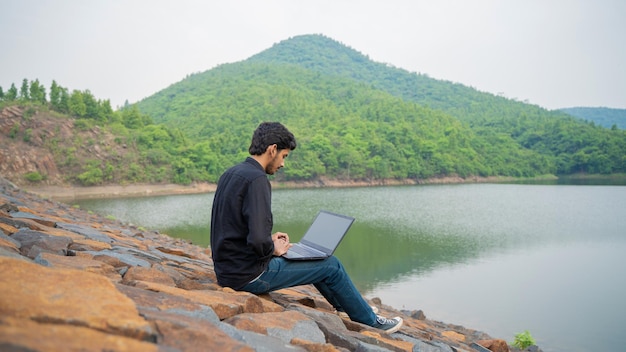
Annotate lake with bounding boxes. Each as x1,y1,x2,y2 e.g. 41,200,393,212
74,183,626,352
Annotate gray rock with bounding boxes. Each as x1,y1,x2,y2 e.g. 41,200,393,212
290,304,362,350
164,305,220,324
11,229,73,258
0,246,31,261
84,249,151,268
267,319,326,344
0,233,21,248
56,222,113,243
387,337,455,352
10,211,56,227
112,245,162,262
218,322,306,352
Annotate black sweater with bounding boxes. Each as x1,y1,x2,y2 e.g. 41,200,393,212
210,157,274,289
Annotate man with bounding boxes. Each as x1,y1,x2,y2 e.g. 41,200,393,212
210,122,403,333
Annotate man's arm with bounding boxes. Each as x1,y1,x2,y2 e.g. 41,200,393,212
242,177,274,260
272,232,292,256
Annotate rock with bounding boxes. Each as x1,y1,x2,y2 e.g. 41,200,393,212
9,211,57,227
409,309,427,320
0,232,20,249
34,252,121,281
0,317,164,352
477,339,510,352
225,310,326,344
141,309,254,351
442,330,466,342
69,237,112,251
290,338,340,352
56,222,113,243
85,248,152,267
123,265,177,286
130,280,275,320
0,220,18,235
0,202,20,213
10,228,73,259
0,257,156,341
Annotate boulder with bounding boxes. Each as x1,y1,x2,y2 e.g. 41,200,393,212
0,257,155,341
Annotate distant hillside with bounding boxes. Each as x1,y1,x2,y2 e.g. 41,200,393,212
137,34,626,178
559,107,626,129
4,35,623,188
0,95,208,187
0,104,139,186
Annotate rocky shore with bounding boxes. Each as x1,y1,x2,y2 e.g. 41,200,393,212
0,176,525,352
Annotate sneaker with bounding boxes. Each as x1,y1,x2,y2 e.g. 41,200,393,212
372,315,403,334
337,305,379,318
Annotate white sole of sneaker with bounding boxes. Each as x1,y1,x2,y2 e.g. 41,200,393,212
383,317,403,334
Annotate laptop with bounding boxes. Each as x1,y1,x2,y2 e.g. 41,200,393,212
282,210,355,260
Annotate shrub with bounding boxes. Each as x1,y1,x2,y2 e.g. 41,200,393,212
512,330,536,350
77,165,103,186
23,107,36,119
23,128,32,142
24,171,44,182
9,124,19,139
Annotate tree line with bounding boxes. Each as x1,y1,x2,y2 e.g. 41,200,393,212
136,60,626,181
3,66,625,187
1,79,206,185
244,34,626,177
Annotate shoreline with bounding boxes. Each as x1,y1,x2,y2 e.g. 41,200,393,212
21,173,626,201
23,182,218,201
22,175,532,201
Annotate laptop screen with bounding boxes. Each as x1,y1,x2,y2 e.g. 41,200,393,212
300,211,355,253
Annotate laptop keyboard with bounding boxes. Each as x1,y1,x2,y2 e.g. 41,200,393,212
288,244,323,257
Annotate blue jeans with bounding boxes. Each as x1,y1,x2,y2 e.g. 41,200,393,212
241,256,377,326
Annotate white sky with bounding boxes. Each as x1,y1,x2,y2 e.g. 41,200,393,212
1,0,624,110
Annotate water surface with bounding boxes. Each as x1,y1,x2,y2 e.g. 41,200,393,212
75,183,626,352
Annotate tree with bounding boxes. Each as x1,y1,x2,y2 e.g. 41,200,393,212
29,79,46,104
58,87,70,113
121,105,145,129
6,83,18,101
49,80,61,107
81,90,102,120
100,99,114,122
0,86,4,100
68,90,87,117
19,79,29,101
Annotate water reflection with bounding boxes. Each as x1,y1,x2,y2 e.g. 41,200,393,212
74,184,626,352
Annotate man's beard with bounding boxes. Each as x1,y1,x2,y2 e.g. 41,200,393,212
265,154,282,175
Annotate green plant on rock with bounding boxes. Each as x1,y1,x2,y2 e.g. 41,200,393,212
77,161,104,186
9,123,19,139
24,171,44,182
512,330,536,349
23,128,32,142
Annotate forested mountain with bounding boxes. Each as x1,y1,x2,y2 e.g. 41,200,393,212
136,34,626,180
2,35,624,188
559,107,626,130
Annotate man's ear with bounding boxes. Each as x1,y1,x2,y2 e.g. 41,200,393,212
266,144,278,156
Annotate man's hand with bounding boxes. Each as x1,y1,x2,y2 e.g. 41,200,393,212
272,232,292,256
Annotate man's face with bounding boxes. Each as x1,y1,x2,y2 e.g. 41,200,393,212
266,148,290,175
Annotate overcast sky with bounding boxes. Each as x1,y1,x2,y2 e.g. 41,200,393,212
1,0,624,110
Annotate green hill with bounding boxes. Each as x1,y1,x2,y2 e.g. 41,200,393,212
2,35,625,187
136,34,626,179
559,107,626,130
